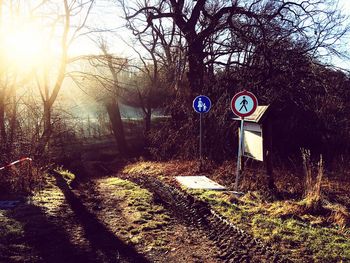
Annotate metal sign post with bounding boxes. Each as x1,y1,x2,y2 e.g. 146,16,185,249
193,95,212,170
235,117,244,191
231,90,258,191
199,112,202,164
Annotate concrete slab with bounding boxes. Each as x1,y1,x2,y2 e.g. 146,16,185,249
176,176,226,190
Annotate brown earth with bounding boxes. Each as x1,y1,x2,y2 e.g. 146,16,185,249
0,171,220,263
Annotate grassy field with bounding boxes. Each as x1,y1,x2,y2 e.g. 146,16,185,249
187,189,350,262
2,152,350,262
123,160,350,263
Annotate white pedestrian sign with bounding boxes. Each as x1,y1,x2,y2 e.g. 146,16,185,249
231,90,258,118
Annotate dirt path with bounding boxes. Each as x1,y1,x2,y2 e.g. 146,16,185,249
127,175,291,263
0,172,220,263
2,175,147,262
75,175,220,263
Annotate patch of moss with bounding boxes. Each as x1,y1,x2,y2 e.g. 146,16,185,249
142,221,167,231
144,233,171,252
129,235,142,245
104,178,135,190
158,214,171,222
140,213,153,220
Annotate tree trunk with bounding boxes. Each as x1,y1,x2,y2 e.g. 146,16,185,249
43,101,52,142
145,110,151,134
263,122,276,192
0,91,6,145
106,98,128,156
6,95,17,154
35,101,52,156
187,39,205,96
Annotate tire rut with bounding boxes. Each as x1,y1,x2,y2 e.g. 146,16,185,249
130,175,293,263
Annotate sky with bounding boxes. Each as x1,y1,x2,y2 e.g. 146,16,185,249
339,0,350,13
69,1,132,58
330,0,350,69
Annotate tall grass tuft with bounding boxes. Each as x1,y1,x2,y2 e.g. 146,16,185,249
301,148,324,210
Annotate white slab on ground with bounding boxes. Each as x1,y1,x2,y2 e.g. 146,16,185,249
176,176,226,190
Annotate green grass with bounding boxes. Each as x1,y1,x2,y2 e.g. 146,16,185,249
0,216,24,242
0,212,29,260
102,178,170,247
186,188,350,263
55,167,75,185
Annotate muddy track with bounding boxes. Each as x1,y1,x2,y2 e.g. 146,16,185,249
51,171,150,263
130,175,292,263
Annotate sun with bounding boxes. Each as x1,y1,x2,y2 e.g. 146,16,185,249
1,22,47,72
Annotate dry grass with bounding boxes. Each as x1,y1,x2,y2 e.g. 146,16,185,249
187,189,350,262
0,164,45,198
301,149,323,207
122,158,350,231
122,160,200,185
325,202,350,229
122,159,350,201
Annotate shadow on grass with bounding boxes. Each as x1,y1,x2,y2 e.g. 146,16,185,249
5,173,150,263
8,204,98,263
52,171,150,263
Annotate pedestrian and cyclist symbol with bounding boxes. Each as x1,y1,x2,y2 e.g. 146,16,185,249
231,90,258,118
193,95,211,113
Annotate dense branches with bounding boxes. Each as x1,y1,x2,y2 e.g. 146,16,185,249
121,0,349,96
118,0,350,168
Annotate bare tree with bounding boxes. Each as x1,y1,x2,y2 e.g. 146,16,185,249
99,41,129,154
0,1,39,157
68,38,130,155
121,0,349,96
119,13,187,133
34,0,95,155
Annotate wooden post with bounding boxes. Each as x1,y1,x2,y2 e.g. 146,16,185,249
263,122,275,191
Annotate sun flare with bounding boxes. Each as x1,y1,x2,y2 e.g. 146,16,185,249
1,22,47,71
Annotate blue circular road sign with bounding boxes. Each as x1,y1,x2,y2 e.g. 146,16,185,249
193,95,212,113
